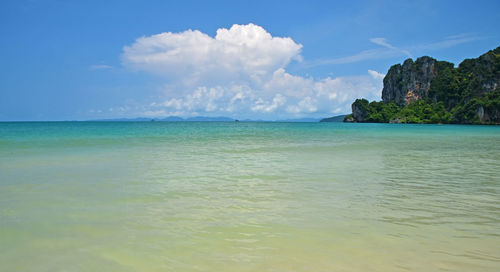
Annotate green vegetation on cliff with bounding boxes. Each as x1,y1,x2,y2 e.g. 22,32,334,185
345,98,453,124
345,89,500,124
345,46,500,124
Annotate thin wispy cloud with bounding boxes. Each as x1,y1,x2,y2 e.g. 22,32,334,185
412,33,480,51
305,34,479,68
369,37,412,57
89,64,113,70
305,48,402,67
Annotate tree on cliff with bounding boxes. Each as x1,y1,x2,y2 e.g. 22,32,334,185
344,46,500,124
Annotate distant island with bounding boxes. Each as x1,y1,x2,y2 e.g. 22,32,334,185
92,116,234,122
340,46,500,124
91,116,321,122
319,115,347,122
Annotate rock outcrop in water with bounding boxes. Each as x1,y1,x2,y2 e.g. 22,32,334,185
343,45,500,124
350,99,369,122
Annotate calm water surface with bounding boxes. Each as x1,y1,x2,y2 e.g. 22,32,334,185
1,122,499,271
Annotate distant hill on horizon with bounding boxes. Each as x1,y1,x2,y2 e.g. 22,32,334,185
91,116,233,122
276,118,321,122
319,115,347,122
90,116,323,122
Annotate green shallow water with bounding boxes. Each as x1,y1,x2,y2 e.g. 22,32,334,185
1,122,499,271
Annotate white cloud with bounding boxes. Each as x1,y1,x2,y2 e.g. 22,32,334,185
121,24,385,119
368,69,385,80
263,68,315,97
252,94,286,113
286,97,317,114
369,37,391,48
144,69,383,118
122,23,302,85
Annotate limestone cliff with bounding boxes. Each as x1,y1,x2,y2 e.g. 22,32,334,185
381,56,448,106
343,45,500,124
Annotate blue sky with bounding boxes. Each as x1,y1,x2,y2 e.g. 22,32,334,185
1,0,499,121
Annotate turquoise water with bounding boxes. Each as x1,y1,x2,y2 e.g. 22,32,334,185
1,122,499,271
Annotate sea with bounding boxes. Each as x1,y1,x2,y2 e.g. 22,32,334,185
1,121,499,271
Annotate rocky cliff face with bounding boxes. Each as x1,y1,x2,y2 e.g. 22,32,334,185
382,47,500,108
343,46,500,124
382,56,439,106
477,106,499,123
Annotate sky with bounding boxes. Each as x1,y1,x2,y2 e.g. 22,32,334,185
1,0,499,121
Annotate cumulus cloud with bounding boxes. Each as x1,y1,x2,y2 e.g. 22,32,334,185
252,94,287,113
143,69,383,118
123,23,302,85
368,69,385,80
287,97,317,114
122,24,384,119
